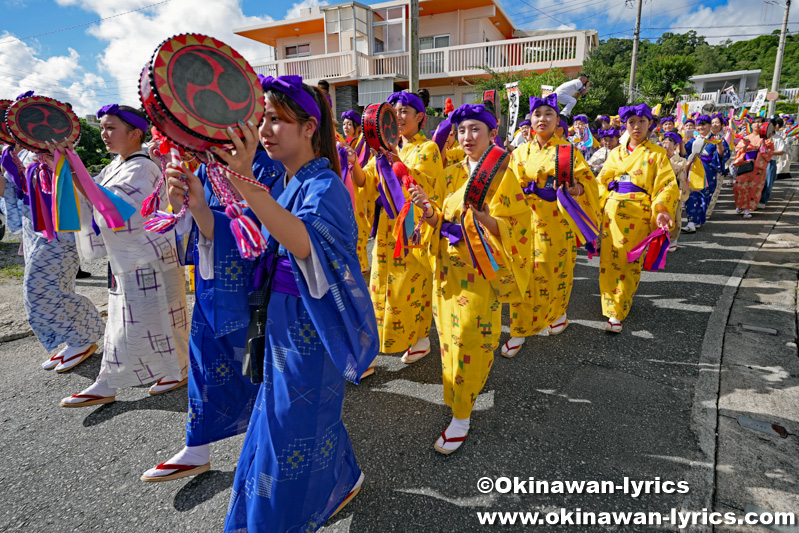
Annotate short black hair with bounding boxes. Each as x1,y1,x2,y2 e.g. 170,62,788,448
578,73,588,79
318,80,330,92
773,117,784,127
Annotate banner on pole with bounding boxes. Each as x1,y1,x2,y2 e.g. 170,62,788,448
724,86,743,109
749,89,768,116
505,82,520,139
541,85,554,96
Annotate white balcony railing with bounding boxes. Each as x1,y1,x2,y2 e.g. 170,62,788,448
681,88,799,106
252,52,355,84
251,32,588,84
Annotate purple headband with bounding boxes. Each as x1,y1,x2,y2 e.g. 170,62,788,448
660,116,675,125
598,115,610,122
16,90,34,101
341,110,361,126
96,104,149,132
684,119,695,127
518,120,531,128
259,74,321,126
619,104,653,123
710,113,727,125
558,118,569,134
599,127,620,138
387,91,425,114
573,114,588,123
696,115,711,124
663,131,682,145
451,104,497,130
529,93,558,113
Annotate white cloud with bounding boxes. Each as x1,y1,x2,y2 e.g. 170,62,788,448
669,0,799,44
0,34,107,117
0,0,275,116
285,0,329,20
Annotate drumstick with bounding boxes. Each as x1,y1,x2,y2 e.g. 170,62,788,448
393,161,431,212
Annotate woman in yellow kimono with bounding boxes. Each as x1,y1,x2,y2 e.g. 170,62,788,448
351,90,443,365
597,104,679,333
408,104,532,453
502,94,600,357
339,110,372,275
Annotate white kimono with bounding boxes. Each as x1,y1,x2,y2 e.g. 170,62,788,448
76,151,189,388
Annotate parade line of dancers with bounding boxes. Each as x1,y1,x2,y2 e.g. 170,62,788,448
1,74,784,532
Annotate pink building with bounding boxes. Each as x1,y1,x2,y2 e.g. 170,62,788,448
235,0,597,117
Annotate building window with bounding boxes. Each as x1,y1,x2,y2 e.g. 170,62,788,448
372,7,405,54
420,34,450,50
430,94,454,112
285,44,311,58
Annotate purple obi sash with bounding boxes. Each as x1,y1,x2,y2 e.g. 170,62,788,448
440,222,463,245
252,254,301,297
608,180,647,195
744,150,758,161
521,182,557,202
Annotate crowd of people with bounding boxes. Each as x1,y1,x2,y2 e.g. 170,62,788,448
0,74,791,532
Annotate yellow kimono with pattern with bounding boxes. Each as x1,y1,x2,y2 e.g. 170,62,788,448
425,159,532,418
597,140,680,321
507,138,601,337
347,134,372,273
446,142,466,167
361,132,444,352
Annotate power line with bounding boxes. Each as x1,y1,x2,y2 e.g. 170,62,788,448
0,0,172,47
513,0,569,26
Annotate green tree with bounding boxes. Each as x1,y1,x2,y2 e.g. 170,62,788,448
74,118,108,168
637,55,695,106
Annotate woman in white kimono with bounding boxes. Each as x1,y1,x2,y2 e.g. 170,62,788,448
59,105,189,407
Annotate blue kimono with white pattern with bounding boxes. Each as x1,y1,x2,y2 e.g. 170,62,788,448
684,138,719,226
224,158,378,533
185,150,285,447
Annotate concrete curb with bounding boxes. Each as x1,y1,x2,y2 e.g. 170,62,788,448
682,183,797,532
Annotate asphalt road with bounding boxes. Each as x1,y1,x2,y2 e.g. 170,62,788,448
0,179,794,532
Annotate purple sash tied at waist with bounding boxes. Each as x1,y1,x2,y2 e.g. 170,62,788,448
252,254,301,297
522,180,599,244
521,182,557,202
608,181,648,195
744,150,758,161
440,222,463,245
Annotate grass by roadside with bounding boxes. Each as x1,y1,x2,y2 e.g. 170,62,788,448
0,264,23,280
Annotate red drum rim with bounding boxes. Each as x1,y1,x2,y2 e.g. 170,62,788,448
0,99,15,145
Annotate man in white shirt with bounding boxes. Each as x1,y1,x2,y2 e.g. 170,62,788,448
554,73,589,116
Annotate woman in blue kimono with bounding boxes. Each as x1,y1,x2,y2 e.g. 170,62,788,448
706,113,730,217
682,115,720,234
141,149,285,482
168,75,378,531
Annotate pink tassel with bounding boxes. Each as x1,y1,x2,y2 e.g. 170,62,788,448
225,202,267,259
140,191,161,217
141,153,167,217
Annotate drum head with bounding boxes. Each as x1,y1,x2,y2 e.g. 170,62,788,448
363,102,398,151
760,122,775,139
5,96,80,152
144,33,264,149
0,100,14,144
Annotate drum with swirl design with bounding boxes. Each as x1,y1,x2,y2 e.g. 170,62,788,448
5,96,80,152
139,33,264,153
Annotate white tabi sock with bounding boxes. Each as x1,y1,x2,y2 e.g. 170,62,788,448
149,375,185,394
436,416,471,452
410,336,430,353
142,444,210,478
61,380,116,405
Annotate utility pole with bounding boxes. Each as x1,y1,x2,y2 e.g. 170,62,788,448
409,0,420,93
768,0,791,116
627,0,643,103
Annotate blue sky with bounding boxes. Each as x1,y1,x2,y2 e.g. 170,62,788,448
1,0,796,115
